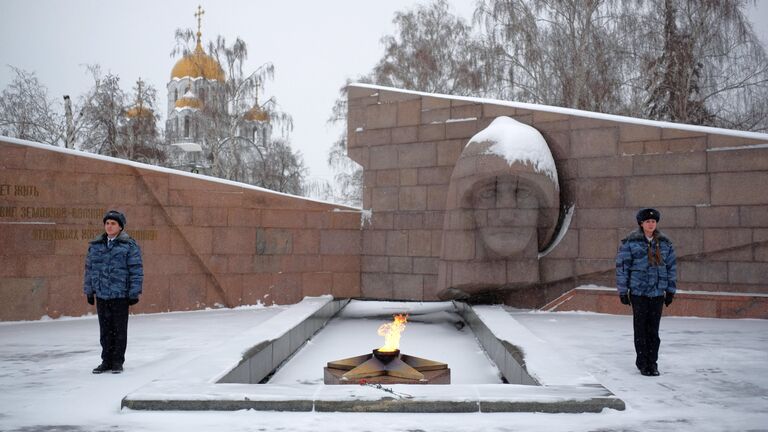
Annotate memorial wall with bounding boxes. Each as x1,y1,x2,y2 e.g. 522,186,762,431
2,84,767,320
346,84,768,318
0,137,362,321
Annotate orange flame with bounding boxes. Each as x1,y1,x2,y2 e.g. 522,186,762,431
377,314,407,352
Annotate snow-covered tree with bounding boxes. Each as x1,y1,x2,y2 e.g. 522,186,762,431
257,138,306,195
118,78,165,164
473,0,767,129
1,65,166,162
76,66,126,156
372,0,485,95
474,0,627,112
638,0,768,130
320,0,484,206
0,66,64,145
76,66,165,163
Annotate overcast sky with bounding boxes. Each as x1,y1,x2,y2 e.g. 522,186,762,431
1,0,766,183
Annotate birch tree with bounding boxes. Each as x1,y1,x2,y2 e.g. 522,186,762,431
372,0,486,95
0,66,64,145
474,0,628,112
76,66,126,156
117,78,165,164
256,138,306,195
638,0,768,130
74,66,166,163
320,0,483,205
474,0,767,130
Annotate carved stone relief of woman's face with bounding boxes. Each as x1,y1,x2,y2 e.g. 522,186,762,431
472,175,539,258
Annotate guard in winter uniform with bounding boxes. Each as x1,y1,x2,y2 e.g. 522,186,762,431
615,208,677,376
83,210,143,374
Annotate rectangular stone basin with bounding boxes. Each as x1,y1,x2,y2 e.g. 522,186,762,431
121,297,624,413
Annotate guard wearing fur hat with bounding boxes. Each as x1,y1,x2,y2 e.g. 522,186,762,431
615,208,677,376
83,210,143,374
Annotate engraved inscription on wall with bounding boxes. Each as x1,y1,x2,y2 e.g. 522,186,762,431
30,228,158,241
1,183,156,241
0,183,40,197
0,206,105,219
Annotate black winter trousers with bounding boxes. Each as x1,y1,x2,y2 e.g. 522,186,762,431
631,295,665,371
96,298,130,367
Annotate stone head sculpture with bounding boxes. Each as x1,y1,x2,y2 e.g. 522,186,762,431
437,117,560,300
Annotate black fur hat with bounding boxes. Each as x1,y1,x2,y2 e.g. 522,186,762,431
103,210,126,230
636,208,660,225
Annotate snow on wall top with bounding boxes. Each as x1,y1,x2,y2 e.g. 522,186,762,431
469,116,559,185
350,83,768,141
0,135,360,211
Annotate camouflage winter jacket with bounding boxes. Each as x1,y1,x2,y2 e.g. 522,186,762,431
83,231,143,300
615,229,677,298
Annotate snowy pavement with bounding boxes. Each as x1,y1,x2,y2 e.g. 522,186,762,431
0,302,766,432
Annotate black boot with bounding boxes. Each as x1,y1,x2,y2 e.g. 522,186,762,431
641,366,659,377
92,363,111,374
111,364,124,374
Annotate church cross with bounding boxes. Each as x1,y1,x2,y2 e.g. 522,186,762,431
195,5,205,34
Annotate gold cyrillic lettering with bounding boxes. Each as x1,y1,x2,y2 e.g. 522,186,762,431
14,185,39,197
32,229,79,240
20,207,67,219
70,207,106,219
129,230,158,241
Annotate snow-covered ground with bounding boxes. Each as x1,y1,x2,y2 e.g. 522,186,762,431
1,301,766,432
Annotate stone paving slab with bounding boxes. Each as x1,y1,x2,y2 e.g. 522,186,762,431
122,382,624,413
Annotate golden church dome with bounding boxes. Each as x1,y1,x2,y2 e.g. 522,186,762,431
125,79,154,119
171,40,225,81
243,105,269,122
175,90,203,110
171,7,224,81
125,105,153,119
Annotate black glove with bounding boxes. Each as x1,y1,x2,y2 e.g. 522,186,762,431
619,293,630,305
128,298,139,306
87,294,94,305
664,292,674,307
